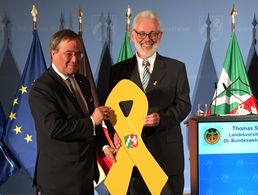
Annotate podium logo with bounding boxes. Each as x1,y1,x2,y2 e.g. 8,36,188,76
204,128,220,144
124,134,138,149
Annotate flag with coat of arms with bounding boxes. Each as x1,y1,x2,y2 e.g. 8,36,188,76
209,32,258,115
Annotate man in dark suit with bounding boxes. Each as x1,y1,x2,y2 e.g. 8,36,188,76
29,29,117,195
109,10,191,195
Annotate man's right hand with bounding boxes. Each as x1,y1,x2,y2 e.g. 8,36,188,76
103,146,117,163
91,106,111,125
113,132,122,149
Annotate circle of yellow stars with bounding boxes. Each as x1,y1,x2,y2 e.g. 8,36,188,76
8,84,33,144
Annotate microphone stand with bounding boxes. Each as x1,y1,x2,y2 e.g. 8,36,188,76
213,82,218,116
209,82,219,116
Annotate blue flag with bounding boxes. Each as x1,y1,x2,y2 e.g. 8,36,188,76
3,30,47,178
0,144,20,186
0,101,20,185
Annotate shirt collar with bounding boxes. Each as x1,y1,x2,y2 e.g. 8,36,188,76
136,52,157,67
52,64,70,80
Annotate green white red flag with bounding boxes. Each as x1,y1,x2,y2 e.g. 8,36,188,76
209,32,258,115
117,31,133,62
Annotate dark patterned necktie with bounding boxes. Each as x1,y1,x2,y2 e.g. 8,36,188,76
142,59,150,91
66,76,89,113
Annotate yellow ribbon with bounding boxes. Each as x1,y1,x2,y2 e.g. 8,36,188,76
104,79,168,195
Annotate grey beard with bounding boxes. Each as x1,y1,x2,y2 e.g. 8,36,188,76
134,42,159,58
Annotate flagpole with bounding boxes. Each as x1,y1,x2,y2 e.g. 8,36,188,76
252,15,257,44
31,6,38,195
78,8,83,34
125,5,131,32
117,6,133,62
231,5,237,32
31,5,37,30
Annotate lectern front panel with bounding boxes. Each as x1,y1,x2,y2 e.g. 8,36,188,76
198,119,258,194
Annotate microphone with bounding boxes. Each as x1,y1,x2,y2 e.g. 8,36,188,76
208,82,219,116
222,83,256,115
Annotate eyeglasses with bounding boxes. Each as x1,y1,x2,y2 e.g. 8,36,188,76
133,29,160,40
63,51,84,59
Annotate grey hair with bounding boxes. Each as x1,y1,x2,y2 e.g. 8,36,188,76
132,10,162,31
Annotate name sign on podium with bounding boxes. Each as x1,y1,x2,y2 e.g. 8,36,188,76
104,79,168,195
197,116,258,194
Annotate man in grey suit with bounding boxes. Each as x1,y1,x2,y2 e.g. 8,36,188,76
29,29,117,195
109,10,191,195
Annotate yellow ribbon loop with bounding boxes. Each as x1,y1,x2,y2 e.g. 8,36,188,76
104,79,168,195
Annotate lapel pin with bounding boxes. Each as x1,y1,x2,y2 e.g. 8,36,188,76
153,81,158,86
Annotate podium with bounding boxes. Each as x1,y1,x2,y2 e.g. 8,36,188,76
188,115,258,195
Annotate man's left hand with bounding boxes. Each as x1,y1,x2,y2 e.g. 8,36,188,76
144,112,160,127
103,146,117,163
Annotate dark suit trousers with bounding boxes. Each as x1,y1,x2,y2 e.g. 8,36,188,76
126,168,184,195
37,184,94,195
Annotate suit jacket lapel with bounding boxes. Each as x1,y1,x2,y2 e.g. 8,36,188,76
129,54,167,92
146,53,166,92
48,67,73,98
75,75,95,114
48,67,86,115
129,56,144,91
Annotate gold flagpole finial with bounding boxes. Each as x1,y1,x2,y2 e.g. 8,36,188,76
230,5,237,32
31,5,38,30
78,8,83,33
125,5,131,32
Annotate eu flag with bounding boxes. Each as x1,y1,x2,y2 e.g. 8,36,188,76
0,101,20,185
0,144,20,185
3,30,47,178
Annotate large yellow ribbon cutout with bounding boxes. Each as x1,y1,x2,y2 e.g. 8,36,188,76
104,79,168,195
